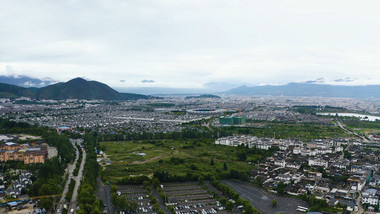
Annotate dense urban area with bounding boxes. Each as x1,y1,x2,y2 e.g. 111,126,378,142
0,95,379,214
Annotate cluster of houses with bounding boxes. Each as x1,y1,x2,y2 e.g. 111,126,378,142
0,142,47,164
0,170,32,200
215,135,380,212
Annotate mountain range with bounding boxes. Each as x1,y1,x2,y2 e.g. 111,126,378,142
0,75,380,99
0,77,151,100
225,83,380,98
0,75,57,87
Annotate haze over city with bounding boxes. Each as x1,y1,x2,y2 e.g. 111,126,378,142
1,0,380,89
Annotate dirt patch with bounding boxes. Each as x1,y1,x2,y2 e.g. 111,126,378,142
7,204,35,214
47,145,58,159
131,155,165,165
15,134,41,141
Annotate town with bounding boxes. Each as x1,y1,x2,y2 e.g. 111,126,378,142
0,95,379,214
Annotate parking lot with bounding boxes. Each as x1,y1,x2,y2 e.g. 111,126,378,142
162,182,232,214
223,180,309,214
118,185,154,214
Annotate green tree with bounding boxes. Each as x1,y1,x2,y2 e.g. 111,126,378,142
226,201,234,211
237,151,247,161
272,200,277,207
152,178,160,188
276,182,287,196
223,163,228,170
198,175,204,185
210,158,215,166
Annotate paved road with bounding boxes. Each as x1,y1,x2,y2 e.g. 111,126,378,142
336,120,369,142
69,144,86,213
152,185,171,214
222,180,308,214
97,177,115,214
56,139,81,213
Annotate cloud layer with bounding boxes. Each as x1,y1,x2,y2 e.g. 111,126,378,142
1,0,380,88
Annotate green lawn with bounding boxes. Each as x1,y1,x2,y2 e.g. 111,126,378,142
99,139,256,183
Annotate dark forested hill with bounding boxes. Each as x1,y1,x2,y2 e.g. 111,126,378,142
0,77,151,100
0,83,35,98
36,78,125,100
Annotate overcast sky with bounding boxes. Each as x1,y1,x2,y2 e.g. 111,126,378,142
1,0,380,88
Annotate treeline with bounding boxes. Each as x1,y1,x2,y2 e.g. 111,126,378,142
98,127,217,142
28,157,65,210
218,123,346,140
0,118,47,135
27,132,75,210
73,144,82,176
293,105,346,115
342,118,380,129
65,179,76,201
152,169,249,183
76,133,102,214
42,132,75,163
235,144,278,163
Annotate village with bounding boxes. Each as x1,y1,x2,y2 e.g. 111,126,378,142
215,135,380,212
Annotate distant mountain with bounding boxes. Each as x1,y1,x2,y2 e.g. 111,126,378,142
120,92,156,100
36,78,128,100
225,83,380,98
0,83,35,98
0,75,56,87
115,87,212,95
0,77,151,100
185,94,221,99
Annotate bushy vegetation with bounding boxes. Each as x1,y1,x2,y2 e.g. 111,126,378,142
342,117,380,129
73,145,83,176
65,179,76,201
76,133,102,214
101,139,255,184
110,185,139,212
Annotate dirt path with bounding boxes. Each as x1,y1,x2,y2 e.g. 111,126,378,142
131,155,165,164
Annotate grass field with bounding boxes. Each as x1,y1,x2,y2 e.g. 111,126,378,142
99,139,256,183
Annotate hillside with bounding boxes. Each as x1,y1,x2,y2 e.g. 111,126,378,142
0,77,152,100
0,83,35,98
37,78,134,100
226,83,380,98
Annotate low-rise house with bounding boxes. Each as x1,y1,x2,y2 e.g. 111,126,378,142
308,158,328,168
274,159,286,168
347,177,366,191
362,189,379,206
331,159,350,170
369,175,380,187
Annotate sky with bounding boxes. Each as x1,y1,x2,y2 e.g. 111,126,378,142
1,0,380,89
